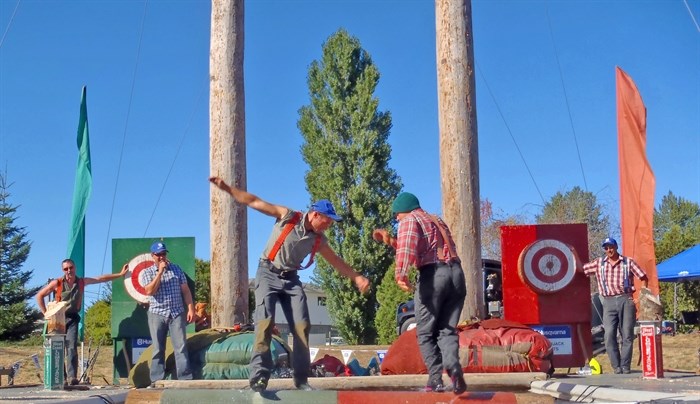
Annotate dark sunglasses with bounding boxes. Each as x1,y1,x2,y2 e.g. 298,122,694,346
62,265,75,271
154,252,167,257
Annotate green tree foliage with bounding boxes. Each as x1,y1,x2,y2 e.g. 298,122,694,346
653,192,700,321
85,300,112,344
0,172,41,340
536,186,612,262
374,262,412,344
298,29,402,344
195,258,210,305
194,258,254,322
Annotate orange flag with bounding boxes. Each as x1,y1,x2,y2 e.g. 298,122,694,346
615,66,658,296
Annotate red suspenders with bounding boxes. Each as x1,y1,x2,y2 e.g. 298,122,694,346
267,212,322,269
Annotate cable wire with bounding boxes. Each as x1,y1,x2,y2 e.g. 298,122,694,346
684,0,700,32
475,62,546,206
97,0,149,298
545,3,589,191
143,84,207,236
0,0,21,50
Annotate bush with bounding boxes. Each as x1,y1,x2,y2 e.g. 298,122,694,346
85,300,112,345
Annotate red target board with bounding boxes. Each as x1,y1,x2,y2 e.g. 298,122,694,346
519,239,578,294
501,223,591,369
124,253,155,304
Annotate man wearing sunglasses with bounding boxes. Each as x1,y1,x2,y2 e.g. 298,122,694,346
582,237,649,374
140,241,195,386
210,176,370,393
36,259,129,386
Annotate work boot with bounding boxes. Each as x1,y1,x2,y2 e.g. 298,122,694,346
294,381,314,391
424,376,445,393
69,378,79,386
250,376,268,392
451,373,467,395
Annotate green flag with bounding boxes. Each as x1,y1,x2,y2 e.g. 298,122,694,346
67,86,92,341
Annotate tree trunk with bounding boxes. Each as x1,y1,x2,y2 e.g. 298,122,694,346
435,0,484,321
209,0,248,326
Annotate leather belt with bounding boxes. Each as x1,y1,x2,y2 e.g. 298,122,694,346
260,259,298,279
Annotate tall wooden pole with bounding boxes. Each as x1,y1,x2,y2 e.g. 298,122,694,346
435,0,484,321
210,0,248,326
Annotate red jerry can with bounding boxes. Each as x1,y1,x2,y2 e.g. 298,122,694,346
500,223,592,369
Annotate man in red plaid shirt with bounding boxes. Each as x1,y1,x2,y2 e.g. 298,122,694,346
373,192,467,394
583,237,648,374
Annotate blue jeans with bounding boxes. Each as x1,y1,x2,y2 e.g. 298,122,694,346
602,294,637,370
147,311,192,382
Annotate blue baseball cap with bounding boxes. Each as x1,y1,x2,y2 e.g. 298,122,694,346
310,199,342,222
150,241,168,254
601,237,618,248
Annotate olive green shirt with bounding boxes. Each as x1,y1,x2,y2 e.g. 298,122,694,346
261,209,327,271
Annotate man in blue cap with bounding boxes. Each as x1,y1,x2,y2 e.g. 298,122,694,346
140,241,195,385
372,192,467,394
210,176,370,392
582,237,648,374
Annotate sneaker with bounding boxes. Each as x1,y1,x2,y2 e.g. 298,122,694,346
250,376,268,393
424,383,445,393
622,368,631,374
294,381,314,391
451,373,467,395
613,367,623,374
146,382,157,389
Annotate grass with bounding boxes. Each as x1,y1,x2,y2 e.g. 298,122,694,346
2,332,697,386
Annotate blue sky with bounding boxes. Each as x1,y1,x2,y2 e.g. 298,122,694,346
1,1,698,304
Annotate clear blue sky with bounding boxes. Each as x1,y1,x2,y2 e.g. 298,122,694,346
1,1,698,304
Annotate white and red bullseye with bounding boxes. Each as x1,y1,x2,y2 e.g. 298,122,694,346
124,253,155,304
519,239,577,293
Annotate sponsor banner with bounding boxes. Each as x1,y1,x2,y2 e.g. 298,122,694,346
532,325,572,355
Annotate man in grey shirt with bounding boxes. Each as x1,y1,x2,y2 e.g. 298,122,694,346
210,176,370,392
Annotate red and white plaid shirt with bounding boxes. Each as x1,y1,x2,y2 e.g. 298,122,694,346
583,255,647,297
395,208,458,284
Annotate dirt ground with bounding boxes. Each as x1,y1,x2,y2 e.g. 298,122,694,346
2,332,698,386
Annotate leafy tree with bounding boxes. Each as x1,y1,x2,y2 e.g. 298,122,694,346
481,199,526,260
195,258,211,305
194,258,254,322
84,300,112,344
0,172,41,340
536,186,612,260
374,262,412,344
299,29,402,344
653,192,700,322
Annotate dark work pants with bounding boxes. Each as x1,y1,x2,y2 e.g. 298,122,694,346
249,261,310,385
414,262,466,385
64,314,80,380
602,294,637,371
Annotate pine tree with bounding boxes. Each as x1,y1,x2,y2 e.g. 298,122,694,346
298,29,402,344
0,172,41,340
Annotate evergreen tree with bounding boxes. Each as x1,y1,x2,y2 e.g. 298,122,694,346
0,172,41,340
374,262,412,344
298,29,402,344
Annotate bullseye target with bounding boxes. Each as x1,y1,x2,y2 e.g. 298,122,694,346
518,239,577,294
124,253,155,304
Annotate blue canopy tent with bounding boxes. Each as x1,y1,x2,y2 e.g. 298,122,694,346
657,244,700,282
657,244,700,323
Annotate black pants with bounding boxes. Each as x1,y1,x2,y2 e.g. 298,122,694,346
414,261,466,385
